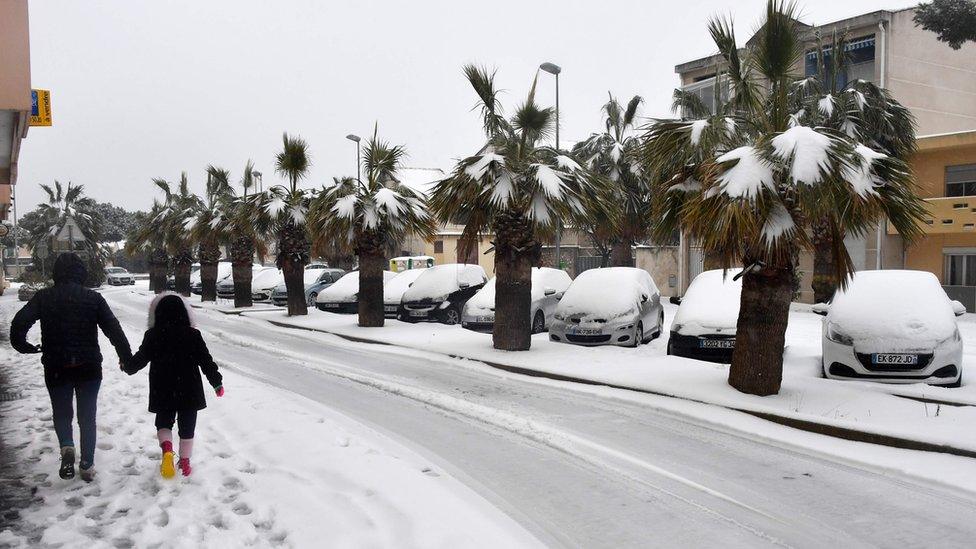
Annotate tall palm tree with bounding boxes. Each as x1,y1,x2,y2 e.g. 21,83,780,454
791,33,917,303
228,160,265,307
430,65,602,351
573,93,649,266
641,0,928,396
188,165,235,301
128,200,170,293
130,174,201,296
30,181,103,284
310,129,435,327
261,133,312,316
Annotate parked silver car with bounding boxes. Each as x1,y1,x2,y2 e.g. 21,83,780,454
271,268,345,307
105,267,136,286
462,268,572,334
549,267,664,347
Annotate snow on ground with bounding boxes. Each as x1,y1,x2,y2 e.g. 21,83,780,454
239,299,976,456
0,292,540,548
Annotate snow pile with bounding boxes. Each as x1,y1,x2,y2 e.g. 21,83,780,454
672,269,742,335
402,264,487,302
465,277,497,311
384,269,428,305
689,120,709,145
531,267,572,302
828,270,958,353
843,145,887,197
555,267,657,321
250,268,284,292
770,126,834,185
715,146,775,199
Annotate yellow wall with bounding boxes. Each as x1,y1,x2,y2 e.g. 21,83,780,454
423,234,495,277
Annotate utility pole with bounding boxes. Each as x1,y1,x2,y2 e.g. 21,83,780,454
540,62,563,270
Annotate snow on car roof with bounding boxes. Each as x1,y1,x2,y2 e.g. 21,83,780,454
402,264,487,302
672,269,742,332
828,270,956,351
556,267,657,319
384,268,428,303
467,268,572,309
251,268,284,289
318,271,396,303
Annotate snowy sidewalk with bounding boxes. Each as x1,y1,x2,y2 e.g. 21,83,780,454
0,296,539,548
235,306,976,458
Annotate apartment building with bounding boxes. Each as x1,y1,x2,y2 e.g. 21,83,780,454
0,0,32,222
672,7,976,301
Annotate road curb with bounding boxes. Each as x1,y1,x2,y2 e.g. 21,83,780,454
265,319,976,459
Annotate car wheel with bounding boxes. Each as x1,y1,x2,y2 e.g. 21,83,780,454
653,311,664,339
632,322,644,347
945,371,962,389
532,311,546,334
307,292,318,307
443,307,461,325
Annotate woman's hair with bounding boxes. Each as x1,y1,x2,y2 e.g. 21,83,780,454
148,292,195,329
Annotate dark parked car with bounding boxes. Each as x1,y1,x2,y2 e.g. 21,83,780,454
398,264,488,325
667,269,742,363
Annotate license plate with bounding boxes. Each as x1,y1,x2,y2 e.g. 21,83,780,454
409,310,428,317
476,316,493,323
570,328,601,336
872,353,918,365
700,339,734,349
385,305,398,313
322,303,339,308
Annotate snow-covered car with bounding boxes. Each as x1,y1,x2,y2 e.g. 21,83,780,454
383,268,428,318
549,267,663,347
271,268,345,307
215,264,265,299
190,262,233,295
461,268,572,334
316,271,396,313
306,263,330,270
815,270,965,387
398,264,488,325
104,267,135,286
167,263,201,290
250,267,285,302
667,269,742,363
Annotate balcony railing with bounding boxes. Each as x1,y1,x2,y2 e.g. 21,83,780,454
890,196,976,235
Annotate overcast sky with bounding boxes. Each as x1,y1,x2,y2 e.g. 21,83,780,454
16,0,917,215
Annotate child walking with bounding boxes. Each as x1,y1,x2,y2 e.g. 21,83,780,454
123,292,224,478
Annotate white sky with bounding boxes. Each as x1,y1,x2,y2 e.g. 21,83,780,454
15,0,917,214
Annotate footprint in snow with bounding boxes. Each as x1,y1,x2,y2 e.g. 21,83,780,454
232,502,252,516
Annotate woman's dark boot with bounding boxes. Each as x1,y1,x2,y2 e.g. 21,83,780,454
59,447,75,480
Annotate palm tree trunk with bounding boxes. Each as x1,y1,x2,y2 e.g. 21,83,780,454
811,219,839,304
174,247,193,297
231,236,255,308
610,239,634,267
492,211,538,351
278,224,310,316
149,248,168,294
199,240,221,302
728,264,793,396
357,242,386,327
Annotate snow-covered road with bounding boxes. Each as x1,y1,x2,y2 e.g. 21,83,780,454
92,287,976,548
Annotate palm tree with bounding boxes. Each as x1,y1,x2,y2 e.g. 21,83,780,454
227,160,265,307
573,94,649,266
30,181,103,283
310,129,435,327
430,65,602,351
188,165,235,301
128,200,170,293
791,33,916,303
131,174,200,296
641,0,928,396
261,133,312,316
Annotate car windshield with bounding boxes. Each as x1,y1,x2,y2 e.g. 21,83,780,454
401,264,486,302
556,267,655,320
383,269,428,303
106,268,125,274
252,268,284,287
672,269,742,330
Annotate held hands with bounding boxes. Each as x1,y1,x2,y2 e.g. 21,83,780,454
215,385,225,398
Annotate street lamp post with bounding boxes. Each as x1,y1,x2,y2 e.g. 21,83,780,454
253,171,263,194
540,62,563,270
346,134,362,188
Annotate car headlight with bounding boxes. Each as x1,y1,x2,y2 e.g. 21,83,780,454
826,323,853,346
671,322,684,333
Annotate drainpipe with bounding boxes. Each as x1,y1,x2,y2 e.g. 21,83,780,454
875,19,887,270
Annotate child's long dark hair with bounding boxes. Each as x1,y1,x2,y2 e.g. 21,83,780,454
148,292,195,329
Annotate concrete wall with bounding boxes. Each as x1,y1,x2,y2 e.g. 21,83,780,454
0,0,31,112
635,246,680,297
887,10,976,135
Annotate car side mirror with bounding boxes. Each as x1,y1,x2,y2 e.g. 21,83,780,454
951,300,967,316
669,295,681,305
459,282,470,289
544,287,556,296
641,294,648,304
811,303,829,316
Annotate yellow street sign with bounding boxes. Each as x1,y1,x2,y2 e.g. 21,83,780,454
30,89,52,127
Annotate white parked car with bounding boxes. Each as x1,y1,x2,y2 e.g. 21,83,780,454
215,264,266,299
815,270,965,387
668,269,742,363
104,267,135,286
398,264,488,325
549,267,664,347
462,268,572,334
191,262,233,295
250,267,285,302
316,271,396,313
383,268,428,318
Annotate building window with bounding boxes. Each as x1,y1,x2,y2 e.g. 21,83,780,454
433,240,444,253
804,35,876,87
679,76,729,116
946,164,976,197
945,253,976,286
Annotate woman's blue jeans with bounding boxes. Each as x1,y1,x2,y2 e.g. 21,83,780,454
47,378,101,468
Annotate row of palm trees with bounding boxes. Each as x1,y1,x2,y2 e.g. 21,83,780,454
126,0,927,397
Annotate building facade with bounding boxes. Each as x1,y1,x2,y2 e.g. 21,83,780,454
672,7,976,301
0,0,32,222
